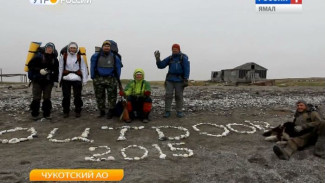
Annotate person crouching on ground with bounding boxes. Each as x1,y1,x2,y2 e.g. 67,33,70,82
120,68,152,123
273,100,325,160
28,42,59,120
58,42,88,118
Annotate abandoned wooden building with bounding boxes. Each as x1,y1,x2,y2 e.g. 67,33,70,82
211,62,267,84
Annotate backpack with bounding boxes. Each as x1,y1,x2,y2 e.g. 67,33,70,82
96,40,123,67
60,45,82,70
37,46,58,58
94,40,123,77
294,104,325,122
168,53,188,69
166,53,187,80
307,104,324,120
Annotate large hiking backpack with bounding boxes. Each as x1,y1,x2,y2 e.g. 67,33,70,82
165,53,188,80
60,46,82,76
307,104,324,120
294,103,325,122
37,46,58,58
95,40,123,67
60,45,82,65
60,45,84,56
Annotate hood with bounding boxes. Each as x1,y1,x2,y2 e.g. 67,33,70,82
67,42,79,55
133,68,145,80
44,42,56,54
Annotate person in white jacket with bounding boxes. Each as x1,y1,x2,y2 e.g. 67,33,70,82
58,42,88,118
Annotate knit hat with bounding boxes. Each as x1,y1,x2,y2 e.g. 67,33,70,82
296,100,307,105
102,40,111,47
172,44,180,51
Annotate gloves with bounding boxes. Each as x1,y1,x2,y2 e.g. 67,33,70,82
119,90,125,96
53,82,58,88
144,91,151,96
154,50,160,60
294,125,303,132
40,69,48,75
63,70,70,75
76,70,82,76
183,79,189,87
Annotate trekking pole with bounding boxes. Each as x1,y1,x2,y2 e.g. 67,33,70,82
117,80,130,122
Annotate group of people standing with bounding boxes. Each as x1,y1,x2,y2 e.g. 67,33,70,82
27,40,190,123
25,40,325,160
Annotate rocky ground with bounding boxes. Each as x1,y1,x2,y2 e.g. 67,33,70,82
0,83,325,183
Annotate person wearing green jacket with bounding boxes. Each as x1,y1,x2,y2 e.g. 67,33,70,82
119,68,152,123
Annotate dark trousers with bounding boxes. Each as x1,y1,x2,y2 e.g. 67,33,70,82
127,96,152,120
61,80,83,114
30,81,53,117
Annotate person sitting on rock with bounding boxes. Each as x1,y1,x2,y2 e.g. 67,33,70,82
119,68,152,123
271,100,325,160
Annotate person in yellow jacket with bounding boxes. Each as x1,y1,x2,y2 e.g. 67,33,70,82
119,68,152,123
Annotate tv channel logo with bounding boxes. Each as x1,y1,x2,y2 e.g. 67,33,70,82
30,0,92,5
30,0,58,5
256,0,302,13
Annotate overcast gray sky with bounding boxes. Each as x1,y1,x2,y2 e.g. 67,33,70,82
0,0,324,81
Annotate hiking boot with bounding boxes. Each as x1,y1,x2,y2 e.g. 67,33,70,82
63,113,69,118
142,119,149,123
273,145,290,160
43,113,52,120
163,111,171,118
75,112,81,118
124,119,132,123
97,110,105,118
276,141,288,146
106,109,114,119
264,135,278,142
32,115,40,121
262,130,273,137
314,136,325,159
176,111,184,118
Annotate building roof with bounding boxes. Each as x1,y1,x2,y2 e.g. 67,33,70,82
233,62,267,70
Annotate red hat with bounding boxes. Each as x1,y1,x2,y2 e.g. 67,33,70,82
172,44,180,51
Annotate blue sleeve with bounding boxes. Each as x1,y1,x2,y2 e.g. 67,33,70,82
156,56,170,69
90,53,98,79
183,55,190,79
115,56,122,79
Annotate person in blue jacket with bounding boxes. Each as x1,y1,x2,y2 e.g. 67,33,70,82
90,40,122,119
154,44,190,118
